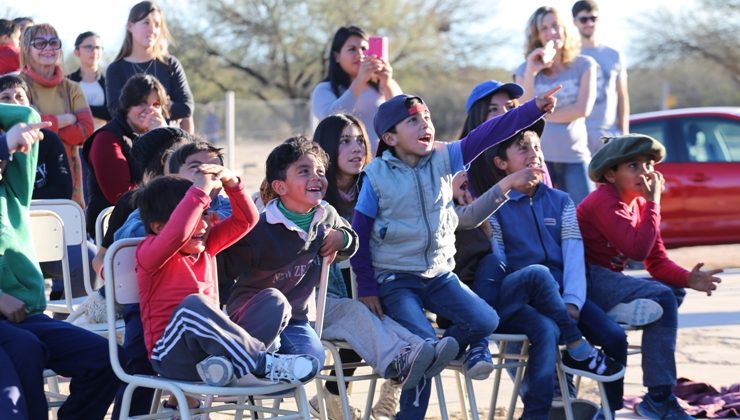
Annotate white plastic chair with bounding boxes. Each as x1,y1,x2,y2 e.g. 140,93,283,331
310,259,383,420
31,199,95,313
104,238,311,419
95,205,114,248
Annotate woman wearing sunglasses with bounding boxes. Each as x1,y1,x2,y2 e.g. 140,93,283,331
514,6,597,205
68,31,110,129
20,23,94,208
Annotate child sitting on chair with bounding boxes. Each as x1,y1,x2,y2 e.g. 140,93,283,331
135,166,319,407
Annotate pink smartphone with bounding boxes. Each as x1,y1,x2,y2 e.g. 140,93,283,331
367,36,389,62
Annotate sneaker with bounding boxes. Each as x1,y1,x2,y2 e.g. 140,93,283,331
389,342,435,390
309,391,362,420
196,356,235,387
424,336,459,379
560,348,624,382
372,379,401,420
607,299,663,326
256,353,319,383
463,339,494,380
635,394,694,420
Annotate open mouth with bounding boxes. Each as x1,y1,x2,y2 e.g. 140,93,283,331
418,134,432,144
191,233,205,240
526,161,542,169
306,186,323,193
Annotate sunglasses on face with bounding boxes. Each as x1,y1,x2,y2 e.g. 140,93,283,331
577,15,598,24
31,37,62,50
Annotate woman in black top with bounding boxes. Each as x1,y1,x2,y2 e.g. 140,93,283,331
68,31,111,128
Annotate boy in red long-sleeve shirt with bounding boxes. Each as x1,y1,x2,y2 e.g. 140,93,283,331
577,134,722,420
135,166,319,401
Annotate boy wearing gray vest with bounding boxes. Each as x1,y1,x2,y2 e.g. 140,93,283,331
351,89,558,418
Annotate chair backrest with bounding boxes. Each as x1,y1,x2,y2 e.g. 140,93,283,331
104,238,143,382
29,210,66,263
31,199,94,296
29,210,73,311
95,206,115,248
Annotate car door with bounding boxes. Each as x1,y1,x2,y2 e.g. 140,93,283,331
675,116,740,245
629,118,688,247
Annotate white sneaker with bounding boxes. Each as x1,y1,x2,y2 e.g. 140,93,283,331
257,353,319,383
196,356,234,387
372,379,400,420
607,299,663,326
309,391,362,420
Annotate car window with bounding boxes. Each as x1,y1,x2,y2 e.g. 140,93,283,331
680,117,739,163
630,120,680,162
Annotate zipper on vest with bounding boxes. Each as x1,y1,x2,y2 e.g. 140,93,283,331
414,169,432,268
529,196,550,264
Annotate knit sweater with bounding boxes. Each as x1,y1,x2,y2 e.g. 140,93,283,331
21,65,94,207
223,199,358,322
0,104,47,314
577,183,689,287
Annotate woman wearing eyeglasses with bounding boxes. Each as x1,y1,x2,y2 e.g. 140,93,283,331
68,31,111,129
514,6,596,205
20,23,94,208
106,1,194,133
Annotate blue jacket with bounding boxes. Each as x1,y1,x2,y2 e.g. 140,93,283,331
490,184,587,309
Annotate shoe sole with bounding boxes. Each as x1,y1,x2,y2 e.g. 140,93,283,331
196,357,234,387
548,399,599,420
560,361,625,382
399,342,435,390
607,299,663,327
466,360,494,380
424,337,460,379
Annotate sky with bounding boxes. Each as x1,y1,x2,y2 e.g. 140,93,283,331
3,0,694,71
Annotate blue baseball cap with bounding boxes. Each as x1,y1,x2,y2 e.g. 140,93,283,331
465,80,525,113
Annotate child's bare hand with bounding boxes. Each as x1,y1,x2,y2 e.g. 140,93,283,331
641,171,664,203
687,263,722,296
320,228,345,257
503,167,545,194
197,164,239,188
5,121,50,154
536,85,561,113
191,166,222,195
0,292,27,323
359,296,384,319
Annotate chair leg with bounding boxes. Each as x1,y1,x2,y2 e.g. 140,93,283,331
598,381,613,420
464,371,480,420
362,378,377,420
507,341,529,420
556,354,575,420
455,371,470,420
435,374,449,420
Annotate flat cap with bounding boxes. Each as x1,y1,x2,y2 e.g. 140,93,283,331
589,134,666,182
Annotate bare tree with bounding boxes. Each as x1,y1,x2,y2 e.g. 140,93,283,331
632,0,740,86
166,0,497,102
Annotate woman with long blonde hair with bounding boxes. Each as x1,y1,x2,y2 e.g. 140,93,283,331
514,6,596,204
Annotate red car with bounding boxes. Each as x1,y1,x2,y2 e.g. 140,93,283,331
629,107,740,248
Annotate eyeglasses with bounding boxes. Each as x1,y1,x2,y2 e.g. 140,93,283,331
31,37,62,50
79,45,103,52
577,15,598,24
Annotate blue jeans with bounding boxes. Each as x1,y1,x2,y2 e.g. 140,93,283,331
278,320,326,369
474,258,583,419
545,161,594,204
586,264,684,389
0,314,119,420
379,271,499,419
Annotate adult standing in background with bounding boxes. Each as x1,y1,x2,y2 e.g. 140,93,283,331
20,23,93,207
515,6,596,204
106,1,194,133
68,31,111,130
310,26,402,154
572,0,629,155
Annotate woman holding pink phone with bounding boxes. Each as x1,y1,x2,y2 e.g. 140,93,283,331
514,6,596,204
310,26,402,154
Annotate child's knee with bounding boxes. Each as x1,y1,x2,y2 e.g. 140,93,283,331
253,288,292,316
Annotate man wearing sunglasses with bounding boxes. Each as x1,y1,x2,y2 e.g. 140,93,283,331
572,0,630,156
